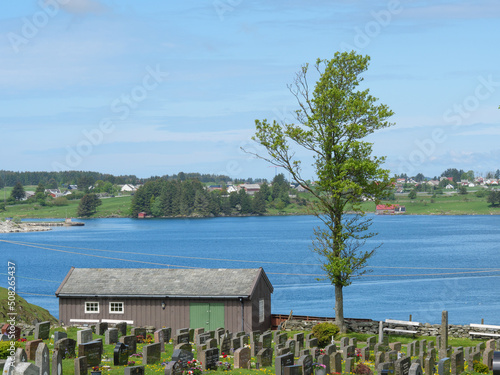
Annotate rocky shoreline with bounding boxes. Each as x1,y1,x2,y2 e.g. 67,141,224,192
0,221,51,233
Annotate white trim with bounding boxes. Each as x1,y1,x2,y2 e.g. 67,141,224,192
109,301,124,314
258,299,265,323
101,319,134,324
383,328,418,334
85,301,100,314
470,323,500,330
385,319,421,326
70,319,100,323
470,332,500,338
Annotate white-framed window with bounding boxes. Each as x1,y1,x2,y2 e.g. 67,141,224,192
109,302,124,314
85,302,99,314
259,299,265,323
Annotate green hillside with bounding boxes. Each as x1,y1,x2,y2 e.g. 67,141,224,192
0,287,58,325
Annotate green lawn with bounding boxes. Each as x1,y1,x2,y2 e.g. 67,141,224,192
0,195,132,219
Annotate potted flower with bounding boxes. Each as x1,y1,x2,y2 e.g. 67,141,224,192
313,363,327,375
91,366,101,375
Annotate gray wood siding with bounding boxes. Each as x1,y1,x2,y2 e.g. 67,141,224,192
59,272,273,332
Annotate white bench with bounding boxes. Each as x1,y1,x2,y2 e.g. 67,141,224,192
469,323,500,338
383,319,421,335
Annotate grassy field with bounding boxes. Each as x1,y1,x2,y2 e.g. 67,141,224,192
0,287,58,324
6,326,490,375
0,195,132,220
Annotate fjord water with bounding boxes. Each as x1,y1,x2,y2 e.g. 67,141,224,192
1,215,499,325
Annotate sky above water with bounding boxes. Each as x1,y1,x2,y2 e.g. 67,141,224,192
1,0,499,180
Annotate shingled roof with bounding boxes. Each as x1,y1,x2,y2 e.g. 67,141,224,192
55,267,273,298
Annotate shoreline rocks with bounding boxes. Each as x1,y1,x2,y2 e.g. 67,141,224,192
0,221,51,233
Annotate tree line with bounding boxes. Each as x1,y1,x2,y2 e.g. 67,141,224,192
129,174,299,218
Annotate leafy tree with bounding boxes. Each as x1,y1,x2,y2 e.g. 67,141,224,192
77,194,102,217
251,51,394,332
414,173,425,182
78,175,95,193
457,185,468,195
0,176,4,190
252,191,267,215
495,169,500,179
487,190,500,206
408,189,417,199
35,182,45,194
259,182,272,201
10,182,25,201
46,178,58,190
0,202,5,211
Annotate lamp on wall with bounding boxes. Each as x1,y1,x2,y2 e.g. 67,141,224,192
161,301,166,310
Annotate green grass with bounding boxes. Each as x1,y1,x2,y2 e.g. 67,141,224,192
0,287,58,324
0,196,132,219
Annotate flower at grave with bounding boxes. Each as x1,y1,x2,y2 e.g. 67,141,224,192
313,363,326,370
127,361,136,366
217,360,232,371
17,338,27,342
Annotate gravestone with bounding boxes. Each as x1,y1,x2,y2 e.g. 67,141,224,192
11,362,39,375
220,336,231,354
330,352,342,374
343,345,355,360
483,348,494,370
53,332,67,342
275,333,287,346
188,329,194,343
25,340,43,361
340,337,349,348
171,349,194,370
390,342,402,352
436,335,441,349
378,362,395,375
306,338,318,349
162,327,172,343
276,347,290,357
1,324,21,341
325,343,336,355
74,357,87,375
375,352,385,368
113,342,129,366
294,333,304,349
175,333,190,345
375,342,388,353
275,353,294,375
284,365,301,375
119,335,137,355
35,343,50,375
78,340,102,367
196,332,211,346
176,328,189,335
395,356,411,375
261,331,273,348
174,343,192,353
367,336,377,350
34,321,50,340
124,366,145,375
379,321,385,343
350,337,357,347
143,343,161,365
115,322,127,336
419,340,427,356
299,349,310,357
440,311,449,360
317,354,331,374
424,356,434,375
95,322,108,336
15,348,28,364
388,350,398,362
154,330,164,351
105,328,119,345
493,351,500,375
198,348,219,370
164,361,183,375
405,344,412,357
4,356,15,375
451,350,464,375
234,347,251,369
231,337,241,351
239,334,249,347
51,349,62,375
486,340,496,350
193,327,204,344
361,346,370,361
285,340,296,357
54,338,76,359
131,327,146,342
256,348,273,367
438,358,451,375
409,363,423,375
345,357,356,374
77,329,93,345
297,354,313,375
252,341,263,357
215,328,225,345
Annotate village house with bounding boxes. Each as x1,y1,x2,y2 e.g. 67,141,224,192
239,183,261,196
55,267,273,332
376,204,406,215
120,184,137,192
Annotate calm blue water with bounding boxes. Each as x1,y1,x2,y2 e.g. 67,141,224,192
1,215,499,325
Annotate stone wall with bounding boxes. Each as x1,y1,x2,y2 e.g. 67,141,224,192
283,319,497,339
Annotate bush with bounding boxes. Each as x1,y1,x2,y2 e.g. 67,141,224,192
0,341,22,359
473,361,489,374
354,362,373,375
311,322,339,347
53,197,69,206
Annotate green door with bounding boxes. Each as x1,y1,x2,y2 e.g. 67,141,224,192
189,302,225,330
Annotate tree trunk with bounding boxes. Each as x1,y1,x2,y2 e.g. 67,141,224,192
334,284,346,333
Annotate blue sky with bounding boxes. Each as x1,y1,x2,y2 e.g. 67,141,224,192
1,0,499,180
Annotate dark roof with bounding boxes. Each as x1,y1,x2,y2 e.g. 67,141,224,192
55,267,273,298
